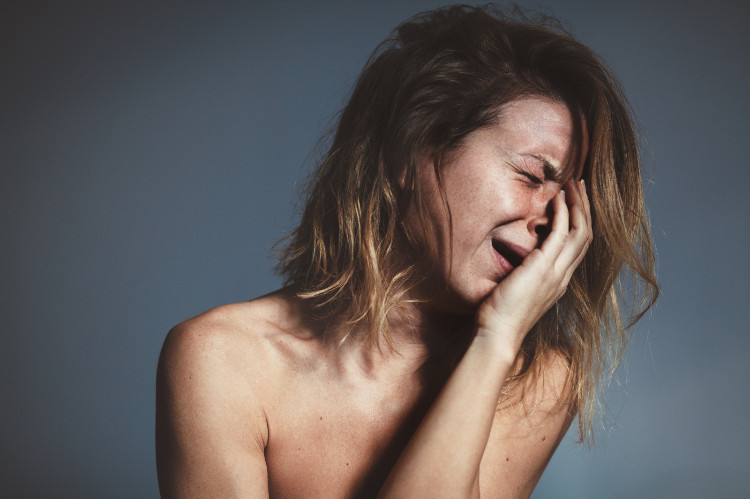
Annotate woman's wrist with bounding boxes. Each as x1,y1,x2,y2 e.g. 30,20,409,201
468,329,520,374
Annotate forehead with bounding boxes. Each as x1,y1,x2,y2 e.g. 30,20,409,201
491,97,587,179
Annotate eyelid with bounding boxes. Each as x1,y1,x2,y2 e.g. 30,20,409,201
520,153,564,183
521,171,543,184
507,158,544,185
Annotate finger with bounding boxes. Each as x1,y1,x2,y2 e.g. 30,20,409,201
568,180,591,248
576,179,593,249
539,189,569,259
565,180,588,231
558,180,592,280
557,181,591,273
580,178,592,231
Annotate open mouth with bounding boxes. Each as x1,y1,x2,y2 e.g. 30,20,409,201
491,239,525,268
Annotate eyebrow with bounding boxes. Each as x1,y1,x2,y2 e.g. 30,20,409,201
521,153,566,182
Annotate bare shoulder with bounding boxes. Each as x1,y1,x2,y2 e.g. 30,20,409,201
161,294,283,368
479,350,575,498
158,297,281,413
502,349,574,424
159,289,312,380
156,290,303,498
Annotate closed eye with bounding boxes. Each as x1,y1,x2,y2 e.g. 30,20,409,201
521,172,543,185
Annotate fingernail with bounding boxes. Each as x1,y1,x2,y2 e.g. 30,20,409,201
580,178,586,194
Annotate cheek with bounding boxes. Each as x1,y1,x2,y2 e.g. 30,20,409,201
466,182,524,223
497,180,542,215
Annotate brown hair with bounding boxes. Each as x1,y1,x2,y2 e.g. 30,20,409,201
276,4,658,444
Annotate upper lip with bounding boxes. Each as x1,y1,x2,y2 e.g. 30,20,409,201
491,238,530,268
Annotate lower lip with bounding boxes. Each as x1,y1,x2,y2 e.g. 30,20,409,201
491,244,515,275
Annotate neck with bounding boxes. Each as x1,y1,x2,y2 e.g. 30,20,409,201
285,287,475,378
344,299,475,377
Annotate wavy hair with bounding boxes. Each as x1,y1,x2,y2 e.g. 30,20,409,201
276,4,658,444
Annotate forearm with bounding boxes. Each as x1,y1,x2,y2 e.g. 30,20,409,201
378,333,516,498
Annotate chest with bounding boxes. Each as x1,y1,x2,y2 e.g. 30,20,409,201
264,374,435,498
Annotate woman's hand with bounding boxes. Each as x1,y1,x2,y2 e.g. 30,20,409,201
476,179,592,352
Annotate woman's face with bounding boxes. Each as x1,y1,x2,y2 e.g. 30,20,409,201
409,97,587,313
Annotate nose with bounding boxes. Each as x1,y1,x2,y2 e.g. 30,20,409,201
526,191,557,243
527,213,551,242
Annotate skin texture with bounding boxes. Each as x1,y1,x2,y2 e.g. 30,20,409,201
156,98,592,498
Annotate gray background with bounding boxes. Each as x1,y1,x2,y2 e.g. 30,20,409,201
2,0,748,497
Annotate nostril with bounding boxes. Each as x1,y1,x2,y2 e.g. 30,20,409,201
535,224,550,243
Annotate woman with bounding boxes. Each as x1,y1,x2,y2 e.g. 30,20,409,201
156,5,657,497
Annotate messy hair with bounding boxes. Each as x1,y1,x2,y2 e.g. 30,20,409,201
276,4,658,444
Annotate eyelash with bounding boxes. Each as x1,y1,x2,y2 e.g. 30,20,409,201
521,172,543,185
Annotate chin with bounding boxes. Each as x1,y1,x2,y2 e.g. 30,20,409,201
468,284,498,308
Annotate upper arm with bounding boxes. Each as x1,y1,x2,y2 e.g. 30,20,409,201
478,352,575,498
156,316,270,498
